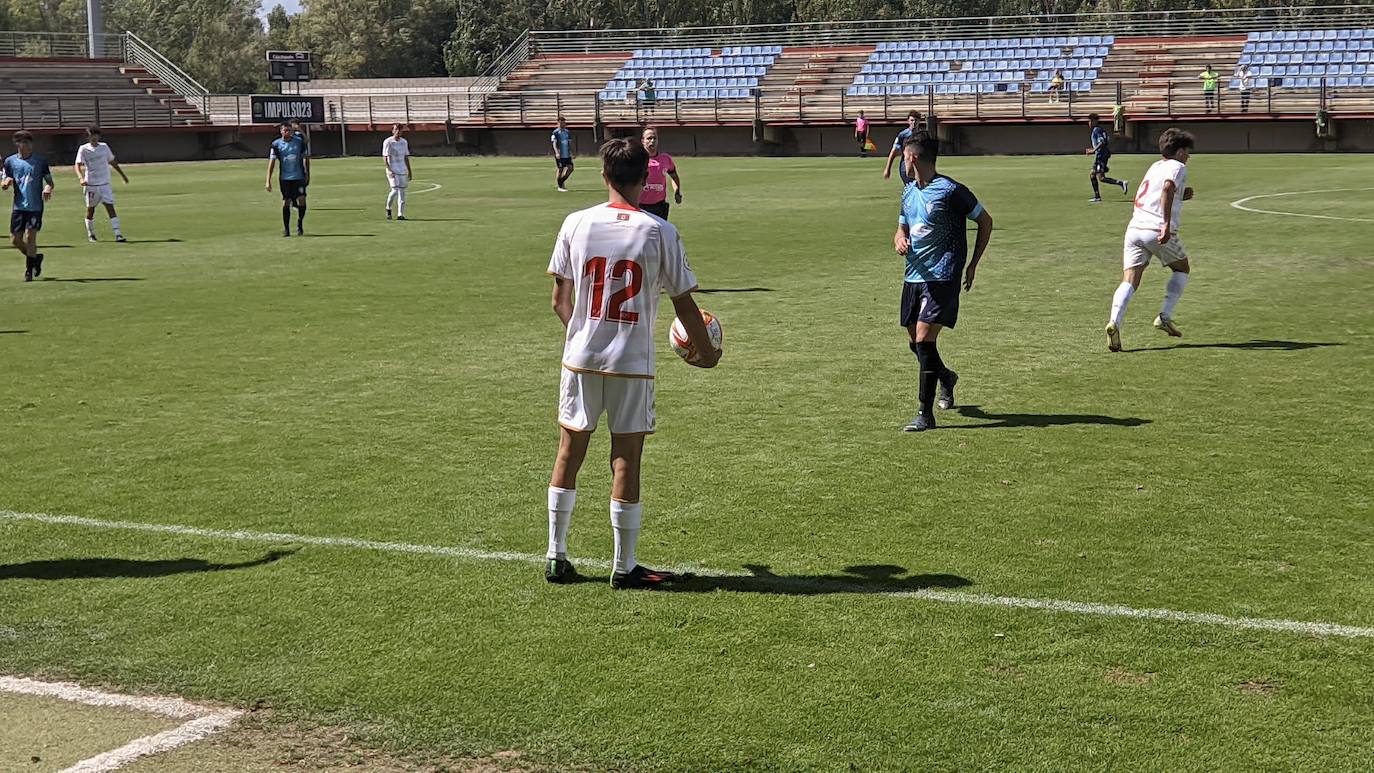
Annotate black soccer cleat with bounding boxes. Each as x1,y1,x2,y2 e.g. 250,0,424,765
937,370,958,411
395,215,407,221
296,225,304,236
282,229,291,238
115,234,127,243
903,412,935,432
87,233,98,243
545,557,578,584
611,564,688,590
385,208,392,221
31,253,43,278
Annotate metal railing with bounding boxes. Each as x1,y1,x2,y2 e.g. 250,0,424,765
124,31,208,109
523,6,1374,55
0,31,126,59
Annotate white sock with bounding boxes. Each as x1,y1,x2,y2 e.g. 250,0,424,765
396,188,406,216
110,217,121,236
1161,272,1189,318
1109,282,1135,327
547,486,576,559
610,500,642,574
85,218,94,236
386,189,397,211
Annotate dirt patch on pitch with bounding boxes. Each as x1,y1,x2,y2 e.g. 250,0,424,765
128,709,551,772
1237,679,1281,697
1104,667,1158,686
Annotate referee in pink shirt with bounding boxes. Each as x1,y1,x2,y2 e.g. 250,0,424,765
855,111,870,157
639,127,681,220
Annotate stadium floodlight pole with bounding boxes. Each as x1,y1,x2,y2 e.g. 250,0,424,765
86,0,102,58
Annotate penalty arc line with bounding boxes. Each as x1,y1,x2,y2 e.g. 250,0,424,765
4,509,1374,640
0,675,242,773
1229,187,1374,223
409,181,443,195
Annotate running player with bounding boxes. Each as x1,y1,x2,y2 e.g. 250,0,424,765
1105,128,1197,352
550,116,574,192
892,132,994,432
882,110,922,183
382,123,412,221
74,127,129,242
639,127,681,220
265,122,309,237
1086,113,1128,203
544,137,720,590
2,130,54,281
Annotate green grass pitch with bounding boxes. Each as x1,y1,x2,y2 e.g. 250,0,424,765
2,152,1372,770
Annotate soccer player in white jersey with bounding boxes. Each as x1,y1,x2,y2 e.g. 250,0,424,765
382,124,412,221
74,128,129,242
1106,128,1196,352
544,138,720,590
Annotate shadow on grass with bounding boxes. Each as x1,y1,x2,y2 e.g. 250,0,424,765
0,550,295,580
953,405,1150,429
1128,339,1343,352
394,217,471,222
300,233,377,238
697,287,774,294
115,238,183,244
40,277,143,283
658,564,971,596
0,330,26,334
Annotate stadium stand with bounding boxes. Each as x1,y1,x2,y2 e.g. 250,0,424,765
0,59,207,129
1239,29,1374,89
599,46,782,101
848,36,1114,97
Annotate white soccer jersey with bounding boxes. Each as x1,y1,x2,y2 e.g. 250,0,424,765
76,142,115,186
382,137,410,174
547,203,698,378
1129,158,1188,234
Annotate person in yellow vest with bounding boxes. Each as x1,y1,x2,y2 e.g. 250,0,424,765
1199,64,1220,112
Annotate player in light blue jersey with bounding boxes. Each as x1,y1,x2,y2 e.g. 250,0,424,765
1086,113,1128,203
893,132,993,432
550,116,574,191
882,110,923,184
265,122,310,237
2,130,54,281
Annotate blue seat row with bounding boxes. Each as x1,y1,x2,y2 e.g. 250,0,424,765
856,69,1097,84
1271,76,1374,87
870,47,1107,62
862,58,1103,72
1241,51,1374,64
1252,64,1371,76
605,77,759,89
598,88,754,100
1249,39,1374,52
1247,29,1374,42
875,35,1113,49
720,45,782,56
620,67,769,78
621,56,774,69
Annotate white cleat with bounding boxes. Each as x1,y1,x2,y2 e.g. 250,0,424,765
1153,315,1183,338
1106,322,1122,352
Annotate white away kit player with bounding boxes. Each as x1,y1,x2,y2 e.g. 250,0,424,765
1106,128,1197,352
383,123,412,220
74,127,129,242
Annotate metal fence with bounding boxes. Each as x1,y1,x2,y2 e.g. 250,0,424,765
0,31,126,59
515,5,1374,59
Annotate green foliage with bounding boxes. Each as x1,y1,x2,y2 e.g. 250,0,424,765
103,0,270,92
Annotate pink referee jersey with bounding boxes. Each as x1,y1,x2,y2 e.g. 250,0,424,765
855,116,869,134
641,151,675,206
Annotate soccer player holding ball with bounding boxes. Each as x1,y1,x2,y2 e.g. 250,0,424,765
1105,128,1197,352
383,124,412,221
893,132,993,432
544,137,720,590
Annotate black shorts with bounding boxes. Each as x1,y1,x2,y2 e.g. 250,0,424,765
1092,155,1111,175
901,280,960,329
10,209,41,234
556,157,574,169
641,200,670,220
280,179,307,200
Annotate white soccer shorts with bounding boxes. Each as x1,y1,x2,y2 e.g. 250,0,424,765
558,369,656,435
386,171,409,189
84,183,115,206
1123,228,1188,270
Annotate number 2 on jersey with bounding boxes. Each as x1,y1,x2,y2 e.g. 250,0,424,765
584,256,643,324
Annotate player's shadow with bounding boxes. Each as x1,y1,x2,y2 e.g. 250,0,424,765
397,217,470,222
697,287,774,294
0,330,26,334
954,405,1150,429
0,550,294,581
40,277,142,283
1129,339,1342,352
660,564,971,596
301,233,376,238
309,207,365,211
116,238,182,244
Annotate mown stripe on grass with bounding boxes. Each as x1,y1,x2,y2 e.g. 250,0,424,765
5,509,1373,640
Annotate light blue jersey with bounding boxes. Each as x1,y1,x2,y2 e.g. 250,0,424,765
898,175,983,283
893,127,917,183
3,153,52,212
1091,126,1110,157
551,127,572,159
270,137,309,181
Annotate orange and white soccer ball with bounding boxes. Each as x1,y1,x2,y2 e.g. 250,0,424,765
669,310,723,365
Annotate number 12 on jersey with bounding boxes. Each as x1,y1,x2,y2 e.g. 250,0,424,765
584,256,643,323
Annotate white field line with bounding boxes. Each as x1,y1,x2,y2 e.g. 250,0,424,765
4,509,1374,640
1229,187,1374,223
410,181,442,195
0,675,241,773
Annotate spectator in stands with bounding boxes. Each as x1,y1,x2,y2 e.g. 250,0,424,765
855,111,871,157
639,127,681,220
1234,63,1254,113
637,78,657,112
1049,70,1066,104
1199,64,1220,112
2,130,54,282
